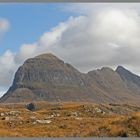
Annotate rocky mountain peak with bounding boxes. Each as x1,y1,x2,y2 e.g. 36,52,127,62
116,65,138,80
35,53,62,61
116,65,127,72
116,65,140,87
100,67,115,72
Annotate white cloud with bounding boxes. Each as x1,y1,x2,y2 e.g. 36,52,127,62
0,91,6,98
63,3,140,15
0,18,10,34
0,86,6,98
0,18,10,65
0,50,17,87
2,5,140,94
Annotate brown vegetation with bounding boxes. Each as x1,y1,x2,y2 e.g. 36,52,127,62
0,102,139,137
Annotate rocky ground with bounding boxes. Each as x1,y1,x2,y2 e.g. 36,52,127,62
0,102,139,137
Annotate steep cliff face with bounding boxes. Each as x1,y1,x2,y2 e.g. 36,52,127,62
1,53,140,103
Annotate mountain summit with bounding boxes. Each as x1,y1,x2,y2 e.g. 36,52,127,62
0,53,88,103
1,54,140,104
116,66,140,87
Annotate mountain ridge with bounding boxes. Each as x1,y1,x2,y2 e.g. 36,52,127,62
1,53,140,104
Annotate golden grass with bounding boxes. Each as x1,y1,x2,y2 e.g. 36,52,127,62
0,102,139,137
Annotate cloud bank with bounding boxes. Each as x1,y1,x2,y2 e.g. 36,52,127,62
1,5,140,95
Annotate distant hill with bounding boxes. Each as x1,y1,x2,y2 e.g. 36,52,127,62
0,53,140,104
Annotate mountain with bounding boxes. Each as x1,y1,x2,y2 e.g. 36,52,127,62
116,66,140,96
0,54,90,103
1,53,140,104
116,66,140,86
87,67,136,102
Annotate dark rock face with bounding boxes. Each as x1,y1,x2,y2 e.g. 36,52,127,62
1,54,140,104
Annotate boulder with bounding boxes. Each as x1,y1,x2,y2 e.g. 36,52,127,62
36,120,52,124
26,103,36,111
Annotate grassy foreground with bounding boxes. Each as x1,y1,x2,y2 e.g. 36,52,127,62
0,102,139,137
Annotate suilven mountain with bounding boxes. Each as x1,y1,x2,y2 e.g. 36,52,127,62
0,53,140,104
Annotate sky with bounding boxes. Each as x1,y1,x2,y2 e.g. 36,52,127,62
1,3,140,97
